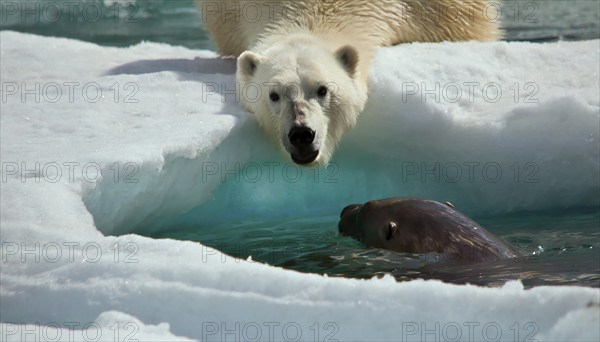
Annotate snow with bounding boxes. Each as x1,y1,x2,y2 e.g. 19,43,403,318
1,31,599,341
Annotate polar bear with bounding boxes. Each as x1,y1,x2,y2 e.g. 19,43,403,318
197,0,500,166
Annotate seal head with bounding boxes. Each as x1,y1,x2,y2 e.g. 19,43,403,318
339,198,516,262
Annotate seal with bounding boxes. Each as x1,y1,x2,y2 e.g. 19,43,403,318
338,198,516,262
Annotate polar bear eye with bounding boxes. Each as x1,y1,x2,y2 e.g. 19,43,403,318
317,86,328,97
269,92,280,102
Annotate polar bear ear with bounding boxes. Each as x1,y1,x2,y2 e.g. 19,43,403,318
335,45,359,78
238,51,262,78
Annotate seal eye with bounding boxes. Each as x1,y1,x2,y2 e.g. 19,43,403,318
269,92,280,102
317,85,328,97
386,222,397,240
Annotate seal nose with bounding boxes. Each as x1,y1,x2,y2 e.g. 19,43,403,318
288,126,315,148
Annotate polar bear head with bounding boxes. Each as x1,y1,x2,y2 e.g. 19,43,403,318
236,34,367,166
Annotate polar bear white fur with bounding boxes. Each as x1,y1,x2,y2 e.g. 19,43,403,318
197,0,500,166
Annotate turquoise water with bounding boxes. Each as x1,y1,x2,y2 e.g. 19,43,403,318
152,207,600,288
1,0,212,49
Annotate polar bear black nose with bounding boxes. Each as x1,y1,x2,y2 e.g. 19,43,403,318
288,126,315,148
